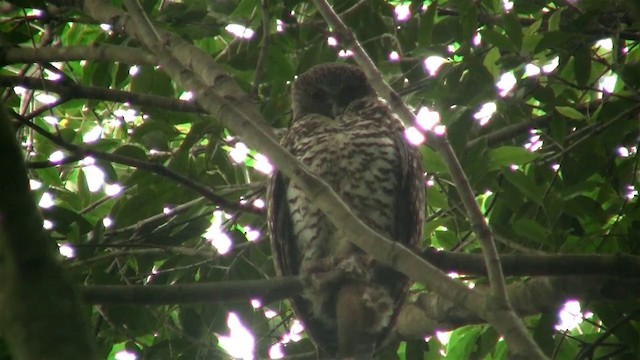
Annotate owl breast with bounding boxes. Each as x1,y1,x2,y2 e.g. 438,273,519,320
285,101,403,280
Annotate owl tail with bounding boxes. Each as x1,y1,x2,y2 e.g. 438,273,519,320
335,283,393,359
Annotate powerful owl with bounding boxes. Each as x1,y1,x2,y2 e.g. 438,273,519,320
268,63,425,359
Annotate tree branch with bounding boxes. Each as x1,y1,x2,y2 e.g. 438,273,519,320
0,75,204,114
0,99,96,359
1,44,156,65
11,111,261,215
397,276,640,339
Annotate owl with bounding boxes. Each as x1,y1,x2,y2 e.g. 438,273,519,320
268,63,425,359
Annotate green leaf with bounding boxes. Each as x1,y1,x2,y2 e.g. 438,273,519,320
548,8,564,31
130,65,175,97
417,0,438,47
555,106,585,120
502,169,543,204
488,146,539,170
479,28,514,51
483,47,501,81
421,147,448,174
513,219,550,243
573,45,592,87
502,12,523,51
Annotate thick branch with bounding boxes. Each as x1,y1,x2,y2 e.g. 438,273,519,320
0,75,203,114
397,276,640,339
0,101,96,359
1,45,155,65
81,277,301,305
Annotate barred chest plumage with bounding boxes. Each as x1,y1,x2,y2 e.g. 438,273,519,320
283,99,404,283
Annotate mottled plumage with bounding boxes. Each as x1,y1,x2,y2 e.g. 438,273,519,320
268,63,425,358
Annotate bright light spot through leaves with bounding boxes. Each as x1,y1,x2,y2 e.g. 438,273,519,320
404,126,425,146
218,312,255,360
416,107,440,131
204,210,233,254
39,192,54,208
83,125,103,143
225,24,255,39
394,3,411,21
253,153,273,174
555,300,587,331
473,102,497,126
423,56,447,76
496,72,516,97
59,243,76,258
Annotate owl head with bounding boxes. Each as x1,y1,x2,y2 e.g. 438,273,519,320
292,63,376,121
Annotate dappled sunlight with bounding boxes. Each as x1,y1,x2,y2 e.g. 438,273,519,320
618,146,637,158
218,312,255,360
473,102,497,126
58,243,76,258
13,86,26,96
114,350,137,360
423,56,447,76
253,153,274,174
394,3,411,22
496,72,516,97
243,225,260,241
599,73,617,94
404,126,425,145
225,24,255,39
38,192,54,208
416,107,440,131
338,49,354,57
82,125,103,143
179,91,194,101
524,64,541,77
542,56,559,73
44,68,61,81
43,219,53,230
43,115,58,124
48,150,65,163
595,38,613,51
204,210,233,254
269,343,285,359
625,185,638,200
102,217,113,228
114,108,138,123
35,92,57,104
105,183,123,196
473,32,481,46
253,198,265,209
524,133,543,152
29,180,42,190
229,142,250,163
502,0,514,11
555,300,590,331
81,157,106,192
128,65,139,76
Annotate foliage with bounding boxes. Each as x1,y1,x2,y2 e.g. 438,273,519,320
1,0,640,359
